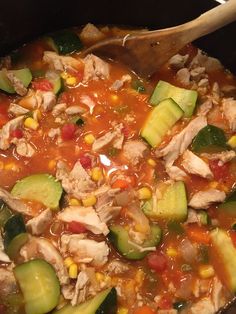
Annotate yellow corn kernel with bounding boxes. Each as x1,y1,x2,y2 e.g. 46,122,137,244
198,265,215,279
138,187,152,200
166,247,178,258
147,158,156,167
48,159,56,170
95,272,105,282
91,167,103,181
61,71,69,80
110,94,119,102
24,117,39,130
66,76,77,86
228,135,236,148
4,162,19,172
84,133,95,145
82,195,97,207
135,269,145,286
69,263,78,279
134,223,147,233
64,257,74,268
209,181,219,189
33,109,42,121
69,198,81,206
117,308,129,314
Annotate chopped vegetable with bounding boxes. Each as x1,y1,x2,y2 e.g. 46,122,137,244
84,133,95,145
185,225,210,244
133,305,156,314
198,264,215,279
0,68,32,94
46,30,83,54
82,195,97,207
67,221,87,233
61,123,77,140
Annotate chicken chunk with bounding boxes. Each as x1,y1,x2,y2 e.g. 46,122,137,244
156,116,207,167
110,74,132,91
8,103,29,116
0,267,17,296
166,166,187,181
83,54,110,83
6,71,27,96
43,51,82,71
52,103,67,116
92,123,124,151
26,208,53,235
176,68,190,85
190,298,215,314
197,99,213,116
20,236,69,284
106,260,129,275
0,116,24,150
71,270,90,306
0,187,30,215
222,97,236,131
13,138,35,157
61,234,109,267
58,206,109,235
182,150,213,179
123,140,148,165
190,49,223,73
201,150,236,164
168,53,189,70
189,189,226,209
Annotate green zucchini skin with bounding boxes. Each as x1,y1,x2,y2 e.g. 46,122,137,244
191,124,228,153
53,288,117,314
4,214,26,248
150,80,198,117
109,224,162,260
0,68,32,94
0,201,12,228
218,189,236,216
47,30,83,55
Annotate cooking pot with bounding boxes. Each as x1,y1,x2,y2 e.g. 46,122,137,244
0,0,236,313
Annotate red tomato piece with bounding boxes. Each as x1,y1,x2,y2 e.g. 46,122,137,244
209,160,229,180
79,155,92,169
11,128,23,139
32,79,53,91
133,305,156,314
67,221,87,233
147,252,168,273
158,295,172,310
61,123,77,140
111,179,129,189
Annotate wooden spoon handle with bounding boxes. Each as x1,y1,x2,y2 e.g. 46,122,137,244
187,0,236,40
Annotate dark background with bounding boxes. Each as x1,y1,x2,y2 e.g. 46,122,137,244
0,0,236,72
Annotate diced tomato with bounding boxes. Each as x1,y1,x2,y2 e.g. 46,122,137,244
209,159,229,181
230,230,236,248
133,305,156,314
147,251,168,273
79,155,92,169
32,79,53,91
61,123,77,140
67,221,87,233
185,224,210,244
112,179,129,189
11,128,23,139
158,295,172,310
122,125,131,138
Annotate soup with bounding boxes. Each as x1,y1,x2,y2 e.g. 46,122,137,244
0,23,236,314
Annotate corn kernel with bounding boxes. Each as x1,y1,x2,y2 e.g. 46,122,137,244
69,198,81,206
64,257,74,268
33,109,42,122
134,223,147,233
209,181,219,189
117,308,129,314
228,135,236,148
61,71,69,80
4,162,19,172
147,158,156,167
84,133,95,145
69,263,78,279
166,247,178,258
95,272,105,282
138,187,152,200
48,159,56,170
66,76,77,86
198,264,215,279
110,94,119,102
24,117,39,130
82,195,97,207
91,167,103,181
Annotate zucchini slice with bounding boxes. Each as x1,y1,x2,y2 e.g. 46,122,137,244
0,68,32,94
53,287,117,314
150,80,198,117
14,259,60,314
0,201,12,228
218,189,236,216
141,98,183,147
11,174,63,209
109,224,162,260
191,124,228,153
210,228,236,292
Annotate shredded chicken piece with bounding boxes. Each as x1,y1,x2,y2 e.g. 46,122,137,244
156,116,207,167
5,71,27,96
83,54,110,83
20,236,69,284
190,298,215,314
0,267,17,296
65,105,85,115
71,270,90,306
58,206,109,235
106,260,129,275
92,123,124,151
18,89,56,112
201,150,236,164
80,23,105,45
26,208,53,235
182,150,213,179
168,53,189,70
43,51,82,71
110,74,132,91
189,189,226,209
0,116,24,150
166,166,187,181
8,103,29,116
123,140,148,165
12,138,35,157
197,99,213,116
190,49,223,72
176,68,190,85
52,103,67,116
0,187,30,214
222,97,236,131
48,128,61,139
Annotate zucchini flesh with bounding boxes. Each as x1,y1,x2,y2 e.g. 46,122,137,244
143,181,187,222
0,201,12,228
53,288,117,314
109,224,162,260
0,68,32,93
150,80,198,117
141,98,183,147
218,189,236,216
14,259,60,314
11,173,63,209
210,228,236,292
47,30,83,55
191,125,228,153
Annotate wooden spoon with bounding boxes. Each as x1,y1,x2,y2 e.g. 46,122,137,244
83,0,236,77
